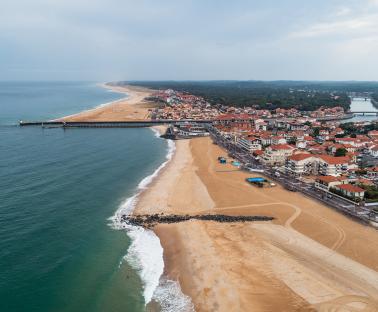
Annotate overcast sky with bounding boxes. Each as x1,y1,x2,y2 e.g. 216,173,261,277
1,0,378,81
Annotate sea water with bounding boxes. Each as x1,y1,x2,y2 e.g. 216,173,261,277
0,82,192,312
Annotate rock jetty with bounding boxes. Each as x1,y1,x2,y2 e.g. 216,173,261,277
121,213,274,228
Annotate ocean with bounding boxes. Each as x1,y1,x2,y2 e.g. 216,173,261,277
0,82,191,312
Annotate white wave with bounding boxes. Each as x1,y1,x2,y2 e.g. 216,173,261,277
151,127,162,138
124,226,164,304
152,277,195,312
110,130,192,310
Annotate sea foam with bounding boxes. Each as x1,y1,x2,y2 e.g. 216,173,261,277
110,129,194,311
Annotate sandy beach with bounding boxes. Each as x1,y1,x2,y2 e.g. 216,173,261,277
58,84,157,122
135,136,378,311
55,87,378,310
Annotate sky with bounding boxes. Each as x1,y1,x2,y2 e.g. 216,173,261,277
0,0,378,81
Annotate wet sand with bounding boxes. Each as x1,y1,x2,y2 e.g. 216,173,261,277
134,137,378,311
58,84,157,122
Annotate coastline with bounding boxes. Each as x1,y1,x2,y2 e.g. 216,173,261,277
110,125,196,311
132,136,378,311
57,83,157,122
54,84,378,310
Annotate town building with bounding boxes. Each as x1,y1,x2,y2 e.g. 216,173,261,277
333,184,365,200
261,144,295,166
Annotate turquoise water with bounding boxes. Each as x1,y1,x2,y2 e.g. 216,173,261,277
0,82,168,312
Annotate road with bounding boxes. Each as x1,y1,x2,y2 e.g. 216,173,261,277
207,126,377,224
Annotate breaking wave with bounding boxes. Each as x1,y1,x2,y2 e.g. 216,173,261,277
110,128,194,311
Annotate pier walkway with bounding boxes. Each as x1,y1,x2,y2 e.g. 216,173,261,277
19,120,213,128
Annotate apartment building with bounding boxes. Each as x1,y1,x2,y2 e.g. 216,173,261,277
286,154,354,177
236,137,262,153
261,144,295,166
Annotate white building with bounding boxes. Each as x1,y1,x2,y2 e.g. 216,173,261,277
315,175,349,191
236,137,262,153
286,154,354,177
261,144,295,166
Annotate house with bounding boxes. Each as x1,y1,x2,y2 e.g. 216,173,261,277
253,150,264,159
260,134,273,146
296,140,307,149
255,119,267,131
334,137,366,148
367,167,378,179
329,144,357,155
368,130,378,139
261,144,295,166
333,184,365,200
368,144,378,158
357,178,375,186
315,176,349,191
271,136,287,145
335,128,344,135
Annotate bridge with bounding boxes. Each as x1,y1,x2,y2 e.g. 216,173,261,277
350,111,378,116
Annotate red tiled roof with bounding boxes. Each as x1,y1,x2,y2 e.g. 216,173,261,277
304,136,314,141
336,184,364,193
317,176,344,183
216,114,252,120
289,153,313,161
318,155,350,165
358,178,374,186
317,176,348,183
270,144,294,150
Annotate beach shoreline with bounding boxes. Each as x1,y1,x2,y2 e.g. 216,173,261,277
56,83,378,310
131,135,378,311
57,83,157,122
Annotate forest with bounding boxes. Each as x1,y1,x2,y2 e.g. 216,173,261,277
120,80,378,111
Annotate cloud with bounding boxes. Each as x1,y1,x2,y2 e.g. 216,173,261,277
0,0,377,81
290,16,378,39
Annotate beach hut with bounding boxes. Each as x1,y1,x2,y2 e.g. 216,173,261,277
218,157,227,164
246,177,267,188
246,177,266,183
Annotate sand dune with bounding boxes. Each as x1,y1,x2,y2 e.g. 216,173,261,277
134,137,378,311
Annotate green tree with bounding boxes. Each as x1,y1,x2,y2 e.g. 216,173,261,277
335,147,347,157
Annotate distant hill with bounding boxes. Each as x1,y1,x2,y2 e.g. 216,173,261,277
117,80,378,111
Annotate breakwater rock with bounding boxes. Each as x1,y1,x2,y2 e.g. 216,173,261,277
121,213,274,228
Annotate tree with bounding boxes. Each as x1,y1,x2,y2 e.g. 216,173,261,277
335,147,347,157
